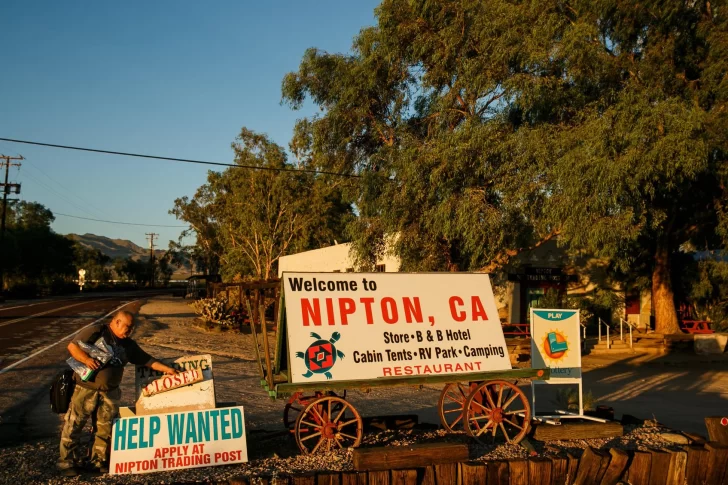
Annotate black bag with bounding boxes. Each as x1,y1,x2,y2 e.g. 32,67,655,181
50,369,76,414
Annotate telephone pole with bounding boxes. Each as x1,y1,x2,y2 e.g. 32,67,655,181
146,232,158,288
0,155,23,296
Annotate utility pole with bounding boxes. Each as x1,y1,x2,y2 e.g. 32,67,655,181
146,232,158,288
0,155,23,296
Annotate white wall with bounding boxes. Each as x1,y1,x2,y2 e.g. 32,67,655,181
278,243,400,276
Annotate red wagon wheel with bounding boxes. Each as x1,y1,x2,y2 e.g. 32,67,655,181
463,380,530,444
294,396,363,454
438,383,475,432
283,391,347,430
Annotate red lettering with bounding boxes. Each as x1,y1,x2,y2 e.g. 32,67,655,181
360,298,375,324
444,363,453,373
154,448,163,459
382,367,392,376
381,297,398,324
471,296,488,321
402,297,423,323
302,299,321,326
325,298,336,325
449,296,466,322
394,366,402,376
162,377,172,389
338,298,355,325
474,361,482,370
464,362,474,371
115,463,126,473
173,374,182,386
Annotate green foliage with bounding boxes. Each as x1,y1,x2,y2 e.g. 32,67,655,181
283,0,728,333
172,127,354,280
3,202,75,291
552,388,595,412
532,288,617,327
73,244,111,282
675,255,728,329
189,296,243,329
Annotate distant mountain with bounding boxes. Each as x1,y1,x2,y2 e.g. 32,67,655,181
67,233,167,261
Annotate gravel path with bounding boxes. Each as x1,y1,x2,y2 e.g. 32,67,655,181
0,296,715,484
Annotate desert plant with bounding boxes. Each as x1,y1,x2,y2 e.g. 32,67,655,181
551,388,595,412
189,296,240,328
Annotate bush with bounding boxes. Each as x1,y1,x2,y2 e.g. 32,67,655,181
7,282,40,299
189,296,247,329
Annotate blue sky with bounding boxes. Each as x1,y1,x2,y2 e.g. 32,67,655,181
0,1,378,249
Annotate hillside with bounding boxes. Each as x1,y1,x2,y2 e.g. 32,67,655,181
67,233,167,261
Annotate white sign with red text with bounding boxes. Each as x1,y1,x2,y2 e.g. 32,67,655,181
283,272,510,383
110,405,247,475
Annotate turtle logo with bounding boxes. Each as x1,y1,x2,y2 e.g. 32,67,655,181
296,332,345,379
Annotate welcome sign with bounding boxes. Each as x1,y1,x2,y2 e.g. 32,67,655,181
283,272,511,383
110,406,248,475
530,309,582,379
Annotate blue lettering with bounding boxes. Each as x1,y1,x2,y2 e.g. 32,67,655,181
231,408,243,439
149,416,161,447
167,414,185,446
209,410,220,440
185,412,198,444
220,409,231,440
197,411,210,442
139,418,148,449
128,418,139,450
113,419,126,451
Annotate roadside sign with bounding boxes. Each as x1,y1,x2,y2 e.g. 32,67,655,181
530,309,582,379
282,272,511,383
110,405,248,475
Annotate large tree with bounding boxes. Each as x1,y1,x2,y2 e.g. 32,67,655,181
172,128,354,280
282,0,728,333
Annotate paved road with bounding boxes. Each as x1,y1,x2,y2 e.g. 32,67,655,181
0,292,168,445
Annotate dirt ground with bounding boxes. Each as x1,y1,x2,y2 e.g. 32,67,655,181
1,295,726,483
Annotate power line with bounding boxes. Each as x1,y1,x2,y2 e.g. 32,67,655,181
54,212,187,228
0,137,362,178
19,168,108,220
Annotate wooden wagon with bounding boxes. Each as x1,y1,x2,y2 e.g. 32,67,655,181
212,273,550,454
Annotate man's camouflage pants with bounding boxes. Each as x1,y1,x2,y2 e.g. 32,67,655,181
57,385,120,470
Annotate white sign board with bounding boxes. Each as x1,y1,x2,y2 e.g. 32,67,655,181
530,309,581,379
110,405,248,475
135,354,215,415
283,272,510,383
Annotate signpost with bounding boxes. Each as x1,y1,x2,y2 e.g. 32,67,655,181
530,308,605,423
282,272,512,383
78,269,85,291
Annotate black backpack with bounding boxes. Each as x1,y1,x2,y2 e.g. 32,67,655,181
50,369,76,414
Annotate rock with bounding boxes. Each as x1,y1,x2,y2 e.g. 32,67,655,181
694,334,728,354
660,432,689,444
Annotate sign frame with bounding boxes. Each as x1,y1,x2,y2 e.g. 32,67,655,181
529,308,606,423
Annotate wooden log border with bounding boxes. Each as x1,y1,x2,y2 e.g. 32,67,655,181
228,443,728,485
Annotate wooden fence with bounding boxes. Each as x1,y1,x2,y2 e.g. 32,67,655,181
228,442,728,485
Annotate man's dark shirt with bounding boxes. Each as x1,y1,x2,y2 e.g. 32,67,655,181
73,323,153,391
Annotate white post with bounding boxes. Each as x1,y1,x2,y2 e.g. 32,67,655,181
607,325,610,349
620,318,623,342
598,318,602,342
630,325,633,349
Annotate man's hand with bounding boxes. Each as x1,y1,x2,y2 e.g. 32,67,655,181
149,360,179,375
84,357,102,370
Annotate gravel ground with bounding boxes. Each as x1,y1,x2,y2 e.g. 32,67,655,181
0,296,709,484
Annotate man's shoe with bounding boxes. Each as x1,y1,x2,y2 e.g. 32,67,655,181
59,467,79,477
85,463,109,474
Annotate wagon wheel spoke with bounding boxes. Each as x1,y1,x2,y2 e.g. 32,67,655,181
470,399,493,413
476,419,494,436
497,383,504,408
444,408,465,414
332,405,347,423
499,422,512,443
312,436,326,453
502,417,524,430
484,386,497,410
328,398,332,422
339,432,358,440
311,406,326,424
505,409,527,415
300,431,322,442
449,414,463,428
470,414,494,421
502,392,519,409
333,436,343,449
300,420,320,428
445,394,466,404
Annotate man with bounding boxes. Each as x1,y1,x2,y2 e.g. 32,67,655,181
57,310,178,476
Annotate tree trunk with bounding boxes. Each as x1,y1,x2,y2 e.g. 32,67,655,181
652,240,681,334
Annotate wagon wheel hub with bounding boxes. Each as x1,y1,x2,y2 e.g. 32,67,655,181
491,408,504,424
322,422,337,439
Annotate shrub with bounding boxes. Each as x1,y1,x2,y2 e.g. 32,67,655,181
189,296,245,329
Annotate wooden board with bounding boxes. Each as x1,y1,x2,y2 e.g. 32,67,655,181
316,473,340,485
508,459,529,484
647,449,671,485
705,417,728,445
684,445,709,485
599,448,629,485
533,422,624,441
666,449,687,485
434,464,458,485
353,443,469,471
391,470,418,485
528,458,552,484
341,472,367,485
460,462,487,485
566,452,580,485
704,442,728,485
550,456,567,485
573,447,610,485
627,450,652,485
487,461,510,485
